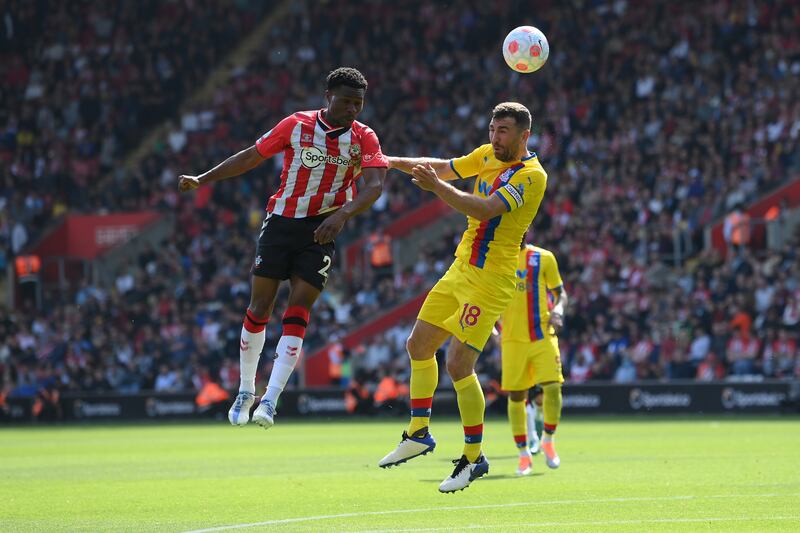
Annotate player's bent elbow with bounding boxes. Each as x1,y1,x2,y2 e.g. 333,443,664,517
474,195,509,221
366,182,384,201
476,203,506,221
473,210,493,221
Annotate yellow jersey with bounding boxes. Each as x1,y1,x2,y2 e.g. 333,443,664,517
449,144,547,274
501,245,564,342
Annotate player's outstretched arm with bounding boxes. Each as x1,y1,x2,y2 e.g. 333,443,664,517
410,163,506,221
387,156,458,181
178,145,265,192
313,167,387,244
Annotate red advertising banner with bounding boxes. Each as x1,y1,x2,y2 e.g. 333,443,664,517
31,212,162,260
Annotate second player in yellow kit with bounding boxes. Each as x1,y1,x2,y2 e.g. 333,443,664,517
500,243,568,476
502,245,565,389
377,103,548,493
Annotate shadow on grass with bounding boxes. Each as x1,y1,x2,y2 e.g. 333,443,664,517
419,473,544,483
435,455,529,462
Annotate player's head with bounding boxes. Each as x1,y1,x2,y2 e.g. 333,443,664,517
489,102,531,162
324,67,368,128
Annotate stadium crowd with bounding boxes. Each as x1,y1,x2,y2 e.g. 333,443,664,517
2,0,800,399
0,0,269,256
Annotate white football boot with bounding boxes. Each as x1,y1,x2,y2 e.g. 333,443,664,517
439,454,490,493
252,397,276,429
378,427,436,468
228,392,255,426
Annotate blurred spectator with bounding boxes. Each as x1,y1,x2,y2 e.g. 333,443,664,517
727,330,761,376
345,369,374,415
613,357,637,383
367,229,394,282
196,379,230,419
723,204,751,252
154,365,181,392
373,366,409,415
764,329,798,378
696,353,726,382
570,353,592,384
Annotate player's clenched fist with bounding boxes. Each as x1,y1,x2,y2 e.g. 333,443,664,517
178,175,201,192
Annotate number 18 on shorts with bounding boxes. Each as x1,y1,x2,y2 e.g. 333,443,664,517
417,260,516,352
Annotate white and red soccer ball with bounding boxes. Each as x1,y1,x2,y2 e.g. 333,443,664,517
502,26,549,74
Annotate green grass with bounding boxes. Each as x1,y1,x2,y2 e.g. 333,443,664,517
1,417,799,532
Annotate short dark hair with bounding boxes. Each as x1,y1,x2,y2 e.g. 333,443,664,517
327,67,368,91
491,102,531,131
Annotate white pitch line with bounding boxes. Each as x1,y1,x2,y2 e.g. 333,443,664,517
182,492,800,533
359,515,800,533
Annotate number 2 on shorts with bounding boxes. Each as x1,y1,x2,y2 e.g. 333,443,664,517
318,255,332,280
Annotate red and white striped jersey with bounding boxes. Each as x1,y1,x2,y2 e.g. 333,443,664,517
255,110,388,218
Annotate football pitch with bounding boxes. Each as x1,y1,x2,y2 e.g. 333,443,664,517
2,417,799,532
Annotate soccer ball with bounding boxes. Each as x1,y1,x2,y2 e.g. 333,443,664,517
502,26,549,73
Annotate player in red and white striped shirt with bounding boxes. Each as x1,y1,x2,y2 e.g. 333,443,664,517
178,67,388,429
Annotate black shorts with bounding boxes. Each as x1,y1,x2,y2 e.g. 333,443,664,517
251,213,335,291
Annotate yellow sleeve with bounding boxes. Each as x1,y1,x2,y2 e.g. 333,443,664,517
449,145,490,179
543,252,564,290
495,167,547,212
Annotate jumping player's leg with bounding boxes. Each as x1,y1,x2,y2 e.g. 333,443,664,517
229,274,281,426
253,275,323,429
241,275,281,392
378,319,449,468
445,340,484,463
436,262,513,491
252,213,333,428
263,275,320,406
438,337,490,493
406,319,450,435
380,260,511,490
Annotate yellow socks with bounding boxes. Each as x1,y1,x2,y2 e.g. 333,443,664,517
454,373,485,462
508,398,528,453
542,382,562,436
407,357,438,435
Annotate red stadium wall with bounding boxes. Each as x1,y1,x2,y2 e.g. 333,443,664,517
29,212,162,286
709,178,800,255
343,199,451,279
305,291,430,386
31,212,162,260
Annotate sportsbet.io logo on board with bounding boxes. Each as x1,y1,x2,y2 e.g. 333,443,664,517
629,388,691,410
721,387,786,409
300,146,352,169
